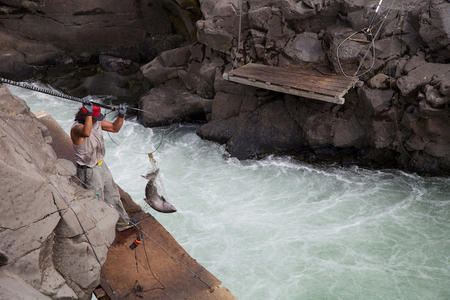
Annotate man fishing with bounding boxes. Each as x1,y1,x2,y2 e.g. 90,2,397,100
70,99,137,231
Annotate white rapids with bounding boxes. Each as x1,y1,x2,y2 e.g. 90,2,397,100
8,84,450,300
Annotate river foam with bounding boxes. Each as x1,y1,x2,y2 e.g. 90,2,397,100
8,83,450,300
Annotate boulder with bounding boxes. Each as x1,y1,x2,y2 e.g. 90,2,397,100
197,118,238,144
368,73,390,89
211,92,243,120
403,53,426,73
66,71,149,102
333,116,366,148
419,0,450,53
139,79,212,127
374,37,406,60
326,26,368,75
0,31,64,79
371,120,396,149
141,46,192,86
196,0,237,53
424,140,450,159
99,55,139,75
264,9,295,50
424,84,449,108
284,32,326,64
199,95,304,159
225,100,304,159
179,51,224,99
418,99,446,117
405,134,426,152
303,112,334,146
397,62,450,95
197,20,234,53
358,85,394,115
434,72,450,96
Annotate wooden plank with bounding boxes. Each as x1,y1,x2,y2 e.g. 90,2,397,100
230,64,356,94
230,67,344,97
281,66,358,87
235,63,356,85
225,63,358,104
225,73,344,104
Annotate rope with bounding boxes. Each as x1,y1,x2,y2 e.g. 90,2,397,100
336,0,396,78
233,0,244,69
129,219,216,292
237,0,243,54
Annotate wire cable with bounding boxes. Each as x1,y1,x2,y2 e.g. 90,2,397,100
336,0,396,78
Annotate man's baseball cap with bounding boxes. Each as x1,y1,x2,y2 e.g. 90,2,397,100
81,106,104,121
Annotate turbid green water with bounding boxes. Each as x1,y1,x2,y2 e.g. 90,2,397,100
9,84,450,300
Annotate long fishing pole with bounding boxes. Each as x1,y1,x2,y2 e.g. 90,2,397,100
0,76,118,110
366,0,385,39
0,76,148,114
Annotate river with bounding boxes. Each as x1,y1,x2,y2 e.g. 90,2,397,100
8,84,450,300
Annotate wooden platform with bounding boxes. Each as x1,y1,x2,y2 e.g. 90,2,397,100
224,63,358,104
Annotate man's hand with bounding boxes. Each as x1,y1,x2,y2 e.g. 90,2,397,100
82,96,93,116
118,103,127,118
83,102,94,116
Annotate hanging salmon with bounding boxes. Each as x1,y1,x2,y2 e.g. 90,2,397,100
142,169,177,213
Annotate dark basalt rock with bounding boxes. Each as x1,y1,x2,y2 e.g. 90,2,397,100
139,79,212,127
138,0,450,175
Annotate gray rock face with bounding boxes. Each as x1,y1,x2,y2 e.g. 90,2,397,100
196,0,237,52
358,85,394,115
419,0,450,58
139,79,212,127
141,46,192,85
397,61,450,96
0,269,51,300
0,86,118,299
284,32,326,64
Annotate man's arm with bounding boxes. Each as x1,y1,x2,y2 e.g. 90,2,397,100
101,116,124,133
102,103,127,133
71,116,93,145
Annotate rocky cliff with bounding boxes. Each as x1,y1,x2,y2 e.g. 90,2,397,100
0,86,119,299
139,0,450,175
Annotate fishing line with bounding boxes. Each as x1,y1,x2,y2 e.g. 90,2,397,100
336,0,396,78
106,121,179,156
128,218,216,292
